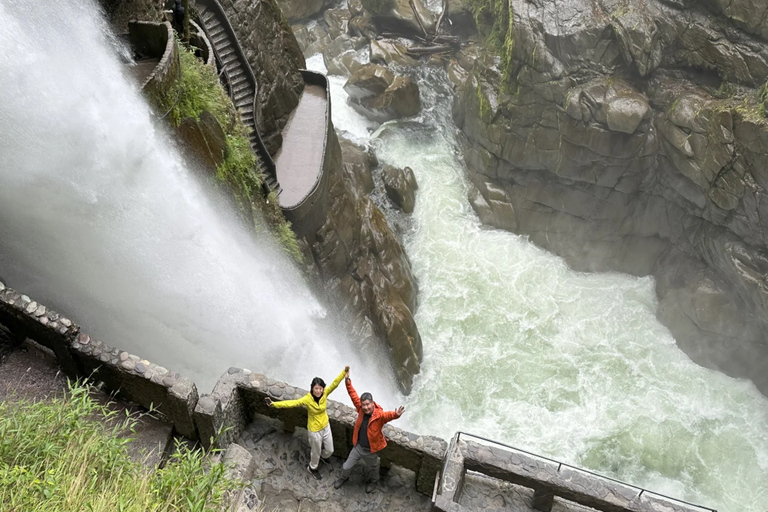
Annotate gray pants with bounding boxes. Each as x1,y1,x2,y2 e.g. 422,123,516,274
341,444,380,482
308,424,333,470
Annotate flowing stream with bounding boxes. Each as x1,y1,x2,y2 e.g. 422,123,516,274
0,1,397,397
307,55,768,512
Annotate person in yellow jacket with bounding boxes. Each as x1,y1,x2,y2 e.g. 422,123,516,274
266,365,349,480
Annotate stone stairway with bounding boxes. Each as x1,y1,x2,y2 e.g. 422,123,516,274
194,0,281,195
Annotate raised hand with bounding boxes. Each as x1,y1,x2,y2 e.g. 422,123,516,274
265,397,273,407
395,406,405,417
344,365,350,381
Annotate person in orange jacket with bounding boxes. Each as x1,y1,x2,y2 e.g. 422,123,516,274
333,367,404,493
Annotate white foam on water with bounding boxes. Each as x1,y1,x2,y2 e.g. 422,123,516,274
325,61,768,512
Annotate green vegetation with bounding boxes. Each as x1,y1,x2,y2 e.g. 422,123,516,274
467,0,515,82
0,381,242,511
152,42,303,263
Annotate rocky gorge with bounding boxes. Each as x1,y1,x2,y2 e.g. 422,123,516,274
282,0,768,398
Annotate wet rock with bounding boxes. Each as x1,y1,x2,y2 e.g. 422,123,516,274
176,110,227,170
383,165,418,213
370,39,417,67
344,64,420,122
276,0,335,21
361,0,436,37
339,137,377,194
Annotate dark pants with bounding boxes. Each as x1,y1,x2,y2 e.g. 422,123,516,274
341,444,380,483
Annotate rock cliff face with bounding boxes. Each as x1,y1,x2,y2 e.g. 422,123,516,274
221,0,306,153
451,0,768,394
314,136,422,393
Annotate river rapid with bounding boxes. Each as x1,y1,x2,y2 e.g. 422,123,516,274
306,54,768,512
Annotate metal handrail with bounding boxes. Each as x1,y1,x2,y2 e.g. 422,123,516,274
455,431,717,512
193,0,277,184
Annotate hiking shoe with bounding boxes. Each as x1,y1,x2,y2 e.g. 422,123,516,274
366,481,377,493
307,465,321,480
333,477,348,489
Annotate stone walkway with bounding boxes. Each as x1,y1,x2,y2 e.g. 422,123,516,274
237,415,433,511
274,84,327,208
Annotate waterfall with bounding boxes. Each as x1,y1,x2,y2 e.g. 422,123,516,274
305,54,768,512
0,0,397,398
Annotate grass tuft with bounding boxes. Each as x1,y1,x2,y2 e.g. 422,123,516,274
0,381,242,511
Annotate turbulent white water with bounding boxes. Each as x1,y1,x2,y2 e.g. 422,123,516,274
0,1,397,398
307,54,768,512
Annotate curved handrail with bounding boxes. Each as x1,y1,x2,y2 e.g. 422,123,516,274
193,0,278,187
451,431,717,512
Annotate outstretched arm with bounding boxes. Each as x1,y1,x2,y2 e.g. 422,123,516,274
345,377,361,410
324,366,349,397
380,406,405,424
268,394,310,409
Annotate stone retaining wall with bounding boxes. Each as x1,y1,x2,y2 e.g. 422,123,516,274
128,21,179,93
193,367,447,495
0,278,444,496
0,280,198,438
280,70,336,245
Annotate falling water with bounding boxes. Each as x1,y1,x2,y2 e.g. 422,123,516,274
0,0,397,398
306,54,768,512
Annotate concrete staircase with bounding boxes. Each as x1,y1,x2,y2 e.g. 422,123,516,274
194,0,281,195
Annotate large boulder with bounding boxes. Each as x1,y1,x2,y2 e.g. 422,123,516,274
344,64,421,122
383,165,418,213
361,0,436,37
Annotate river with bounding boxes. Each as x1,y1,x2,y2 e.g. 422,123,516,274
305,54,768,512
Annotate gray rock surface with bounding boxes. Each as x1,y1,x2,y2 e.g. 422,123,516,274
450,0,768,395
345,64,421,122
383,165,418,213
313,135,423,393
238,417,432,511
222,0,306,154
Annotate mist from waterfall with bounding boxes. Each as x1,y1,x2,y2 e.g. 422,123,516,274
0,0,398,398
306,53,768,512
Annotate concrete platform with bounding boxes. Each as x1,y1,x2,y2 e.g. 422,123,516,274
275,84,327,208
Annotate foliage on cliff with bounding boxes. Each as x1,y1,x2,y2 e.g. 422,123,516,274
0,381,241,511
152,43,303,263
467,0,515,82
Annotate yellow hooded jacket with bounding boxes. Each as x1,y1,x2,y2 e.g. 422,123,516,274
270,369,346,432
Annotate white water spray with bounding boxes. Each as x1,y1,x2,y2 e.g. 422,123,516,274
0,1,397,399
306,54,768,512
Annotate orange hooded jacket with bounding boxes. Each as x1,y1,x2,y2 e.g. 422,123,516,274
346,378,400,454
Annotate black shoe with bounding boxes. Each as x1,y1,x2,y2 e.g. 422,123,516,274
307,465,321,480
366,481,377,493
333,477,348,489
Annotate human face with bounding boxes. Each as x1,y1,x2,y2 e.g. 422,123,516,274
361,399,374,415
312,384,324,398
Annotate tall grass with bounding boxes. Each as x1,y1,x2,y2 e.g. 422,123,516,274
0,381,242,512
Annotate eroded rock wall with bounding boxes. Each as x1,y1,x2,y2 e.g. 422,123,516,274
451,0,768,394
221,0,306,153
